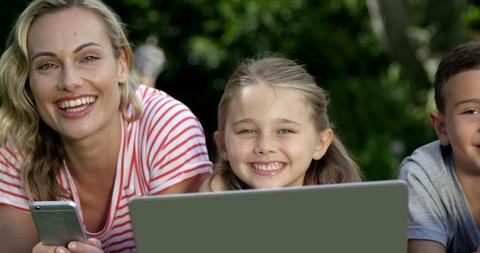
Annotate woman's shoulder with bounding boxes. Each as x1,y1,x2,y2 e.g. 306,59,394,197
0,141,22,167
135,85,195,119
135,85,178,106
0,142,29,212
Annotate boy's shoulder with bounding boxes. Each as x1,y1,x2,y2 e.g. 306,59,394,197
399,140,451,181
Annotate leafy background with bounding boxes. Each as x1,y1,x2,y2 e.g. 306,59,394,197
2,0,480,180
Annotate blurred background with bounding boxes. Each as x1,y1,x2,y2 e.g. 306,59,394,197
2,0,479,180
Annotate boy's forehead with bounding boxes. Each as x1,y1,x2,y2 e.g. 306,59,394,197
444,69,480,107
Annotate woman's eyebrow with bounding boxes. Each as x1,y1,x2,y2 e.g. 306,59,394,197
73,42,104,53
31,42,104,61
31,51,56,61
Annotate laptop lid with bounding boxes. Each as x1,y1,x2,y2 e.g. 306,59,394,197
129,180,407,253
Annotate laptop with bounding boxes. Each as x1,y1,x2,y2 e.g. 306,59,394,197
129,180,407,253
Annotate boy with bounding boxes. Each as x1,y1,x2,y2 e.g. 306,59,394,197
399,41,480,253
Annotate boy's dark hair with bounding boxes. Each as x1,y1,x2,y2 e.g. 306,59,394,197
434,41,480,112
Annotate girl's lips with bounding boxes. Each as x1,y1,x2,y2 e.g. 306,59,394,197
249,161,286,176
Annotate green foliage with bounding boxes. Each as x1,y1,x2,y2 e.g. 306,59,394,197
3,0,472,180
109,0,439,179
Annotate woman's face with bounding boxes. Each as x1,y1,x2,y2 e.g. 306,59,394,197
27,7,128,142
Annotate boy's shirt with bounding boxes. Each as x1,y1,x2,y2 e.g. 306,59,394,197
399,140,479,253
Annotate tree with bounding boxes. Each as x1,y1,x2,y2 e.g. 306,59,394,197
3,0,479,180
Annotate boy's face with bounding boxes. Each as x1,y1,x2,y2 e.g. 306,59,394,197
430,70,480,175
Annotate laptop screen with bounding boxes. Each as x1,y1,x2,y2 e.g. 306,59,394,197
129,180,407,253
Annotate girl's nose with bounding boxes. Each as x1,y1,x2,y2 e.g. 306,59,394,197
253,133,277,154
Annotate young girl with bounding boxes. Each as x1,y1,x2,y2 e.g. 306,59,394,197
200,57,362,191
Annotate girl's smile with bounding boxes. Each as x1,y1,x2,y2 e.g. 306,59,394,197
218,84,331,189
249,161,287,176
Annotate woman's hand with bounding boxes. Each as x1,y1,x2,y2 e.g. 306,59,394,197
33,238,103,253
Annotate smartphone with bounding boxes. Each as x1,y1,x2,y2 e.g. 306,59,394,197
30,200,87,246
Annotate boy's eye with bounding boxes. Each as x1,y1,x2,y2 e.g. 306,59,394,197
462,109,480,114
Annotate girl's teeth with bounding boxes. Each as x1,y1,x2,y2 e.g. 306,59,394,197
252,162,283,171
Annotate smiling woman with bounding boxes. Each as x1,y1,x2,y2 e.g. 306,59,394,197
0,0,212,253
28,8,127,141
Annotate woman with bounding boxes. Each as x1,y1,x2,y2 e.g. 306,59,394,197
0,0,212,252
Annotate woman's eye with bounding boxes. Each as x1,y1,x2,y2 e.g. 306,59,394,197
82,55,99,63
37,62,57,70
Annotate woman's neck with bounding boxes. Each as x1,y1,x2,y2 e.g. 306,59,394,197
61,113,123,181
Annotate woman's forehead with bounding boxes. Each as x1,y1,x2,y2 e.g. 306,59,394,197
27,7,110,54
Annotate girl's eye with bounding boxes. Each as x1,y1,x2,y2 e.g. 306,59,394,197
278,129,294,134
37,62,57,70
82,55,99,63
237,129,257,135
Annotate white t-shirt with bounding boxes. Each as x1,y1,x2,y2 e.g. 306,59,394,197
399,140,479,253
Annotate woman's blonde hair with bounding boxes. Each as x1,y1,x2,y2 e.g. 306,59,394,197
0,0,142,200
214,57,362,190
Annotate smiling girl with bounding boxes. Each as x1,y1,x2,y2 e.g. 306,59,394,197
200,57,362,191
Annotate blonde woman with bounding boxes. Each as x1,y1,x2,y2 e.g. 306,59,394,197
0,0,212,252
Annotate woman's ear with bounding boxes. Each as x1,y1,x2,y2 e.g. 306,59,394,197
214,131,228,160
313,128,333,160
429,112,450,145
117,48,129,84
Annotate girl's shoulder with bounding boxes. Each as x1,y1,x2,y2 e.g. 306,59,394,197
199,173,228,192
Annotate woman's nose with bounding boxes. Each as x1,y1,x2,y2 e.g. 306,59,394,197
58,63,81,91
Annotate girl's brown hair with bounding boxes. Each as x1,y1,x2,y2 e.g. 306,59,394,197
213,57,362,190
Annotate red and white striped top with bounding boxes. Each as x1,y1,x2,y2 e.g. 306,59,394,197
0,85,213,252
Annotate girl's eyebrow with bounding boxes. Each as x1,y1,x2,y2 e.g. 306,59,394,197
232,119,254,126
31,42,104,61
275,118,301,126
231,118,301,126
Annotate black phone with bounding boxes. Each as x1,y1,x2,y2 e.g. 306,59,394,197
30,200,87,246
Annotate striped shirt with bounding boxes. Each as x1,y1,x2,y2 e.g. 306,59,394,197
0,85,213,252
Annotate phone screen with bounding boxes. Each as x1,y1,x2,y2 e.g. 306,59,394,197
30,201,87,246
